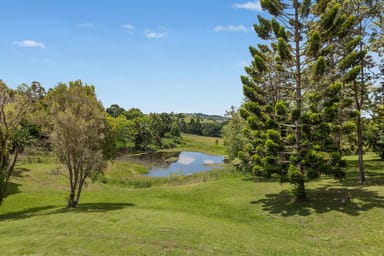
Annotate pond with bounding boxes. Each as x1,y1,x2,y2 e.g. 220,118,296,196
118,151,225,177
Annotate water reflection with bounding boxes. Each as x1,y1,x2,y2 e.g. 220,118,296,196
118,151,224,177
146,152,224,177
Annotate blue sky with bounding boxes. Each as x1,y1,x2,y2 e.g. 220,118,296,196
0,0,263,115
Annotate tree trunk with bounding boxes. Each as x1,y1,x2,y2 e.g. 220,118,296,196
356,114,366,182
335,130,341,150
294,0,305,199
75,176,86,206
0,151,19,205
67,189,77,208
0,187,4,205
296,178,306,200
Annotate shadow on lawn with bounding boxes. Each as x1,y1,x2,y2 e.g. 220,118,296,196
11,167,31,178
55,202,135,213
251,186,384,216
4,181,22,199
0,202,135,221
250,157,384,216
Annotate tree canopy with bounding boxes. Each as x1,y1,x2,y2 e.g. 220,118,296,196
45,80,110,208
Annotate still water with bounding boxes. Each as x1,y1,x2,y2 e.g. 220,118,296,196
118,151,224,177
147,151,224,177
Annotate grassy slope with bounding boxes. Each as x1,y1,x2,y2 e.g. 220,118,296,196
0,137,384,255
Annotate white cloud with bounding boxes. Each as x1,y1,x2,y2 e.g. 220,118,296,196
145,28,167,39
232,1,262,11
203,160,215,165
214,25,251,32
121,24,135,33
14,40,45,48
77,22,94,28
178,155,195,165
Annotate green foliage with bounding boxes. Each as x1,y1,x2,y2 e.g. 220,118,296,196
325,82,342,97
300,0,311,17
238,0,352,199
274,100,288,116
288,165,302,185
107,109,182,152
307,31,321,56
260,0,284,16
106,104,125,118
277,37,291,61
320,3,341,31
254,15,272,39
45,80,109,208
0,80,32,205
343,65,361,82
313,56,327,76
175,114,227,138
252,55,268,72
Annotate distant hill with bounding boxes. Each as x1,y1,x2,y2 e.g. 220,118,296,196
177,113,228,122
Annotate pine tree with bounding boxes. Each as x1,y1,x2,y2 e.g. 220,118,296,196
240,0,351,199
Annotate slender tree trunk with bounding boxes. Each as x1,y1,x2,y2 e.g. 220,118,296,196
0,177,4,205
75,175,86,206
357,18,366,183
294,0,305,199
356,114,366,182
0,151,19,204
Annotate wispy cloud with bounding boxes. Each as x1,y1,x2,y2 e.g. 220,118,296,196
237,61,249,67
145,27,168,39
14,40,45,48
76,22,94,28
121,24,135,33
214,25,251,32
232,1,262,11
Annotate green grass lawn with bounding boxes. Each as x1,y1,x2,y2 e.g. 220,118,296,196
1,137,384,255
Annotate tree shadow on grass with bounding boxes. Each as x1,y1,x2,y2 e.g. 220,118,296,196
0,202,135,221
342,170,384,187
54,202,135,213
4,181,21,199
250,186,384,217
11,167,31,178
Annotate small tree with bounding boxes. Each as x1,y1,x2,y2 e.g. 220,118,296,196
0,81,32,205
45,80,109,208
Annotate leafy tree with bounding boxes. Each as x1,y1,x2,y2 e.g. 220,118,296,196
133,116,154,151
333,0,383,182
0,81,32,205
240,0,350,199
367,69,384,159
106,114,135,149
45,80,110,208
188,118,203,135
201,122,221,137
177,118,188,133
124,108,144,120
222,107,249,160
106,104,125,118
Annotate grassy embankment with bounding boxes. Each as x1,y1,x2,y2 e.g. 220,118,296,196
0,134,384,255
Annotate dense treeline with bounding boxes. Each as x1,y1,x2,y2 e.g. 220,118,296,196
106,104,181,152
176,116,227,137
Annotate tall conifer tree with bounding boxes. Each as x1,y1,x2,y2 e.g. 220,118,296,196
240,0,352,198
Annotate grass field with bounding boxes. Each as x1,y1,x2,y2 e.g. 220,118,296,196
0,136,384,255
